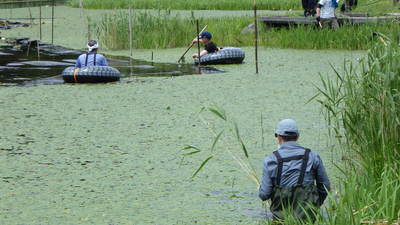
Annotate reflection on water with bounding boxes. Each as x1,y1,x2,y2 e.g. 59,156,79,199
0,40,223,86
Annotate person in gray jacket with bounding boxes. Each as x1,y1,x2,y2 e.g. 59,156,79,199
259,119,331,221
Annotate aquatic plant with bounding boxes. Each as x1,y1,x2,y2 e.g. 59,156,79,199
95,10,399,50
69,0,301,11
182,106,260,186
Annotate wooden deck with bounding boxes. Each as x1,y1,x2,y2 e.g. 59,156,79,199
259,15,399,27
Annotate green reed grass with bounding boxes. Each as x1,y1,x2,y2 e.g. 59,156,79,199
301,39,400,224
95,11,261,50
69,0,301,11
182,106,260,187
95,11,399,50
267,21,400,50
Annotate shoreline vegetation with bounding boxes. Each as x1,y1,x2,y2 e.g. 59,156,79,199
306,38,400,225
69,0,301,11
95,10,400,50
68,0,399,15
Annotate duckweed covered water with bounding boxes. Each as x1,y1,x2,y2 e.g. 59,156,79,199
0,5,367,225
0,46,365,224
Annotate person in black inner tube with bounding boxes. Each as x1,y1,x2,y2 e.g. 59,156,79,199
192,32,219,58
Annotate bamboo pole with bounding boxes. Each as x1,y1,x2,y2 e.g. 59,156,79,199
129,5,133,58
39,6,42,40
177,25,207,63
253,0,259,74
51,0,54,44
196,19,201,66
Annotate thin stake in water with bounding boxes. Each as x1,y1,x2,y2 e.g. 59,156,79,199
253,0,259,74
39,6,42,40
196,19,201,67
51,0,54,44
37,41,40,61
129,5,133,57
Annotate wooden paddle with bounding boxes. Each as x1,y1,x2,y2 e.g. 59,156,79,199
178,25,208,63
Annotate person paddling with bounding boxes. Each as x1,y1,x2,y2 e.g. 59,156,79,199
192,32,219,58
75,40,108,68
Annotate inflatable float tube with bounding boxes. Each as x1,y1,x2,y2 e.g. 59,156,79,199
194,47,245,65
62,66,120,83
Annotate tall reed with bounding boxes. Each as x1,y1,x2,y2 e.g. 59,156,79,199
95,11,399,50
95,11,260,50
304,38,400,224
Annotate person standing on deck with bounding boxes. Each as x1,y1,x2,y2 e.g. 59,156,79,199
316,0,340,29
75,40,108,68
192,32,219,58
259,119,331,221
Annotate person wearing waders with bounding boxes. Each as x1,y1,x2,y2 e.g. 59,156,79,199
75,40,108,68
316,0,340,30
259,119,331,221
192,32,219,58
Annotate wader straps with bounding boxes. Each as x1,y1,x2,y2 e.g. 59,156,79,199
85,53,97,66
273,148,311,186
273,151,283,186
85,53,89,67
298,149,310,185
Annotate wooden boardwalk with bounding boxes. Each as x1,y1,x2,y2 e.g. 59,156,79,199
259,14,399,27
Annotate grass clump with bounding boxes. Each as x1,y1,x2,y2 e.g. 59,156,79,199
95,10,399,50
69,0,301,11
95,11,261,50
267,21,400,50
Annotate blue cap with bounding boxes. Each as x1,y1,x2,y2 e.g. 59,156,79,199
199,32,212,40
275,119,299,137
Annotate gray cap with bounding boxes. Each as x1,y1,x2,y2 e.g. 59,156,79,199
275,119,299,137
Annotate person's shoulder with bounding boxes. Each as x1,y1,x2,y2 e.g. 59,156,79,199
306,149,324,163
97,53,106,58
263,151,278,164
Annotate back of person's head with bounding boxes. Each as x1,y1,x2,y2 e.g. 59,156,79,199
199,32,212,40
275,119,299,141
87,40,99,52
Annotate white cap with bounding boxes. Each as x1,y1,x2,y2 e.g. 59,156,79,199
87,40,99,52
275,119,299,137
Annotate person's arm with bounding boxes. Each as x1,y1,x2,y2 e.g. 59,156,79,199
192,50,208,58
314,154,331,205
101,55,109,66
316,0,324,20
192,38,204,44
259,157,274,201
75,56,81,68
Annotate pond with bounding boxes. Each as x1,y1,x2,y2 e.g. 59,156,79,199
0,39,222,86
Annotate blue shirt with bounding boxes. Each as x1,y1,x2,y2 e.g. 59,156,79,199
259,141,331,201
75,52,108,68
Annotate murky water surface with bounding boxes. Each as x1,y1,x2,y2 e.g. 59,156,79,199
0,41,221,86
